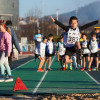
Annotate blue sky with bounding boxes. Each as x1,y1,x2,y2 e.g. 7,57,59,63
19,0,99,17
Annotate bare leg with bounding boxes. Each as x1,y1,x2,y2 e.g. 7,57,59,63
96,57,99,68
88,57,93,69
43,57,48,70
48,57,51,69
83,57,86,68
38,57,45,69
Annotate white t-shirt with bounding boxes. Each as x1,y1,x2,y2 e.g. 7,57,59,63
81,40,90,54
63,27,80,47
90,39,98,53
57,42,65,56
40,42,46,58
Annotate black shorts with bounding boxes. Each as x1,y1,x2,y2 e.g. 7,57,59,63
65,46,76,57
90,52,99,57
60,55,65,59
46,54,54,57
35,54,40,58
83,53,90,57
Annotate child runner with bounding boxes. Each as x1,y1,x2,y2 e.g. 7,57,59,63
50,16,100,68
34,27,43,62
0,23,13,82
88,32,100,71
44,34,55,71
37,37,47,72
56,37,60,61
80,33,90,71
56,36,66,70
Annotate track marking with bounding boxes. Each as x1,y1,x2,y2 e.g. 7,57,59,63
12,59,35,71
32,56,56,94
85,71,100,85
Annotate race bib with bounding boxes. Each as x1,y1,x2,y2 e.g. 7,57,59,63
67,33,79,44
37,37,42,42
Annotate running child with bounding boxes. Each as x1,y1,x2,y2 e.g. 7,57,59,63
80,33,90,71
56,36,66,70
37,37,47,72
34,27,43,62
0,23,13,82
44,34,55,71
50,16,100,67
88,32,100,71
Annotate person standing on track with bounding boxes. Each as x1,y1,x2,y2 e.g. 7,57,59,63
50,16,100,68
80,33,90,71
88,32,100,72
34,27,43,62
44,34,55,71
5,21,22,68
56,36,66,70
37,37,47,72
0,23,13,82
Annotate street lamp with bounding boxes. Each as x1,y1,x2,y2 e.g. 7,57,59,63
56,9,59,36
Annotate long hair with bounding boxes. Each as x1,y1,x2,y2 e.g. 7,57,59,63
0,21,11,35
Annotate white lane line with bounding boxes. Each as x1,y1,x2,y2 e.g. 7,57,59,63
32,56,56,94
85,71,100,85
12,59,35,71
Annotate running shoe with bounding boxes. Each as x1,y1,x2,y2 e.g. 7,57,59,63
69,66,72,70
63,67,66,71
66,64,68,69
47,68,52,71
80,68,85,71
96,68,99,72
88,68,91,72
37,68,45,72
5,76,13,82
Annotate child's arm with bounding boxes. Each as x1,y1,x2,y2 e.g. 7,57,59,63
80,19,100,31
50,16,69,32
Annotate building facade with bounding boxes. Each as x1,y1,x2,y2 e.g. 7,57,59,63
0,0,19,25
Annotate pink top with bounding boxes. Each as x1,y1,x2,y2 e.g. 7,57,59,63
0,31,12,53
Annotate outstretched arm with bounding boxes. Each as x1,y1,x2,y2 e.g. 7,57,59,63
50,16,69,32
80,19,100,31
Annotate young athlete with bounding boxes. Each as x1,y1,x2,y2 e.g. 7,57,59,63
44,34,55,71
50,16,100,67
37,37,47,72
34,27,43,62
88,32,100,71
56,36,66,70
0,23,13,82
56,37,60,61
80,33,90,71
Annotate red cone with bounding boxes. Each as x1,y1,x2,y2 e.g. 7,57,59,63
13,77,27,91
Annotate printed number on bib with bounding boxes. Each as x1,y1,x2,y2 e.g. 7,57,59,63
67,36,79,44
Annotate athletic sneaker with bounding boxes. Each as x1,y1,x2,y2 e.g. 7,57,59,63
69,66,72,70
60,68,63,71
81,68,85,71
66,64,68,69
37,68,45,72
63,67,66,71
96,68,99,72
5,76,13,82
92,68,96,71
47,68,52,71
0,75,5,82
88,68,91,72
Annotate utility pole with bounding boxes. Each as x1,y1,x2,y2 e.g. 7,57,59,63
56,9,59,36
42,0,44,35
